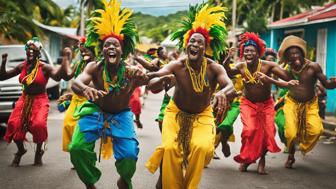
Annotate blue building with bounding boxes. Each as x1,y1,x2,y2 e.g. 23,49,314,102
262,3,336,114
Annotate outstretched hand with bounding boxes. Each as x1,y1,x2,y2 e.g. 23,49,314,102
256,71,268,84
287,80,299,87
83,87,107,101
2,53,8,64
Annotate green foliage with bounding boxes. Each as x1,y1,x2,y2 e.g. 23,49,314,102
0,0,65,42
132,11,187,43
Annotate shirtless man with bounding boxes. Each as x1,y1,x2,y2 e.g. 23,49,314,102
68,1,148,188
260,35,336,168
224,32,294,174
146,32,234,189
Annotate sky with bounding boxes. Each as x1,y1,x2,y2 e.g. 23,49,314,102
53,0,204,16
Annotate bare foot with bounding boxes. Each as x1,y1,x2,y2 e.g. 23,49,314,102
117,177,129,189
285,155,295,169
33,150,44,166
257,157,268,175
10,149,27,167
155,174,162,189
239,163,250,172
85,183,96,189
221,142,231,157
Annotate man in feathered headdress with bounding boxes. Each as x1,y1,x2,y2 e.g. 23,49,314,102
145,3,234,188
68,1,148,189
224,32,295,174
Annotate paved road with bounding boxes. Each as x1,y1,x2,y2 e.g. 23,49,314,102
0,92,336,189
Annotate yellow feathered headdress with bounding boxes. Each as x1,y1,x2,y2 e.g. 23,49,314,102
86,0,138,59
171,3,228,60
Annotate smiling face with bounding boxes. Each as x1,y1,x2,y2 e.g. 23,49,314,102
285,47,304,68
243,45,259,65
26,44,40,62
103,37,122,65
186,33,206,62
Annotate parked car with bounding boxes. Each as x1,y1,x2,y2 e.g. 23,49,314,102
0,45,60,123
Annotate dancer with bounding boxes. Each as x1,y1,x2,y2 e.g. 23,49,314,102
61,37,95,154
224,32,294,174
0,37,70,166
68,1,148,188
262,36,336,168
145,3,234,188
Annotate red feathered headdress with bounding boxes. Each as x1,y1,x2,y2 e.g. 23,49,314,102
239,32,266,59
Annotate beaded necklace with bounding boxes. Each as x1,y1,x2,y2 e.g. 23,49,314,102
244,59,262,84
102,60,127,94
22,59,40,90
185,58,209,93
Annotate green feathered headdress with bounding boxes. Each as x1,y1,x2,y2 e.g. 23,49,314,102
85,0,138,59
171,2,228,60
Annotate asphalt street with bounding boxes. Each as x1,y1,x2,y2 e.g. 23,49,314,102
0,92,336,189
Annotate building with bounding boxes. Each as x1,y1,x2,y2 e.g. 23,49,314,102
263,3,336,114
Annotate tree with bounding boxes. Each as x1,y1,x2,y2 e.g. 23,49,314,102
0,0,64,42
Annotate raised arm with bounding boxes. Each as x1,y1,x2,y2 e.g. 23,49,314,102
71,62,106,101
222,48,240,77
0,53,23,81
134,54,160,71
44,47,72,81
313,63,336,89
60,48,76,80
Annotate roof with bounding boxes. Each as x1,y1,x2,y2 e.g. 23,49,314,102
268,3,336,29
33,20,80,40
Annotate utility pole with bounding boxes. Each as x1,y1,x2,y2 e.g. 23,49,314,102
232,0,237,60
80,2,85,36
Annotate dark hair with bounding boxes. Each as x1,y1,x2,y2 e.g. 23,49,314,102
157,46,164,55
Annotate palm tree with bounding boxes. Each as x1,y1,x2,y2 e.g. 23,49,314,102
0,0,64,42
78,0,104,35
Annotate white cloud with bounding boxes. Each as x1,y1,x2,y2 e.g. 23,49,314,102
53,0,204,15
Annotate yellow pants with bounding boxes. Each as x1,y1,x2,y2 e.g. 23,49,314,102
62,94,86,152
146,100,215,189
284,96,323,154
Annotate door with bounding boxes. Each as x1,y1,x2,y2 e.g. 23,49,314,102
316,28,327,73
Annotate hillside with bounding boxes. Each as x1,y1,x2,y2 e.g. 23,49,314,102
132,11,187,43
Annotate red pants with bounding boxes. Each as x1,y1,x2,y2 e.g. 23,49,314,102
129,87,141,116
4,93,49,143
234,97,280,163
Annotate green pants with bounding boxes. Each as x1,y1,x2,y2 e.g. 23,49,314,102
275,108,286,144
155,94,171,122
69,126,137,188
217,101,240,135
